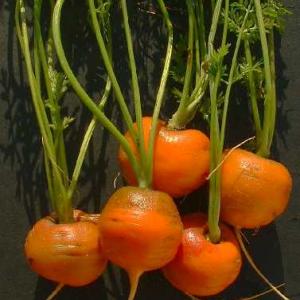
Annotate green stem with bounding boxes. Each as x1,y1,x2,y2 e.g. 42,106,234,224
220,5,252,149
147,0,173,188
194,7,201,85
208,2,251,243
44,151,56,211
176,0,194,109
207,0,224,102
254,0,274,157
221,0,229,49
168,0,194,130
33,0,69,183
208,0,223,54
33,24,41,91
15,1,25,53
267,29,276,152
120,0,147,188
87,0,136,139
208,0,224,238
208,81,221,243
68,78,111,200
52,0,143,185
188,76,208,109
68,0,113,201
197,0,207,63
209,0,229,102
16,0,71,223
243,39,262,143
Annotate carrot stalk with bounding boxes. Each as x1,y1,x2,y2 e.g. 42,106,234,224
17,0,113,223
170,0,195,129
208,2,252,243
168,0,203,130
87,0,136,139
52,0,143,184
253,0,275,157
147,0,173,188
243,38,262,145
67,77,112,200
196,0,207,66
34,0,70,184
120,0,148,188
16,0,71,223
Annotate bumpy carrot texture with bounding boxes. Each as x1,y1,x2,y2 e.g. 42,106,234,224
118,117,210,198
163,213,242,297
25,210,107,286
99,186,183,273
221,149,292,228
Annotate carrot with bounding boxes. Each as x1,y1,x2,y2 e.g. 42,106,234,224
217,0,292,229
117,0,212,200
53,1,180,299
220,148,292,228
16,0,111,293
99,186,183,300
118,117,210,198
162,213,242,297
25,210,107,287
155,8,248,299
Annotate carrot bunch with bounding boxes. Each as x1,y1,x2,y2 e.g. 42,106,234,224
15,0,110,294
162,0,292,298
16,0,293,299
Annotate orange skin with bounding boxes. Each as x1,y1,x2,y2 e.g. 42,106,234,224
118,117,210,198
99,186,183,279
25,210,107,286
221,149,292,228
162,213,242,297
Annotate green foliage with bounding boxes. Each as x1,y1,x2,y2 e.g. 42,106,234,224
49,68,68,101
262,0,291,33
207,44,230,79
233,58,263,84
227,0,291,41
94,0,112,42
227,1,258,41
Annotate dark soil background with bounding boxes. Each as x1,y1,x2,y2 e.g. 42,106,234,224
0,1,299,299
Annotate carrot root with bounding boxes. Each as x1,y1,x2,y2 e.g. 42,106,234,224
128,271,142,300
46,283,64,300
240,283,285,300
186,293,202,300
235,229,290,300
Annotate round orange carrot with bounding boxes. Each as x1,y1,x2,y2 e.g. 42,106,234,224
220,148,292,228
25,210,107,286
162,213,242,297
98,186,183,300
118,117,210,197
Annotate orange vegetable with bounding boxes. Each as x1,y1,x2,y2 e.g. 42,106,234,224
118,117,210,197
25,210,107,286
99,186,183,300
220,149,292,228
162,213,242,296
